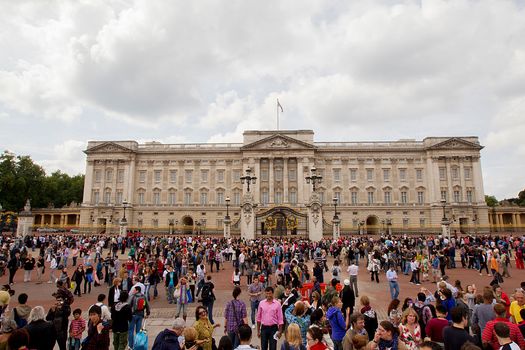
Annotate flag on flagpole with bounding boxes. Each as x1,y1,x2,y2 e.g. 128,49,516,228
277,99,283,112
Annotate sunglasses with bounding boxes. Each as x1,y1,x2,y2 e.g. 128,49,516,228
199,311,208,315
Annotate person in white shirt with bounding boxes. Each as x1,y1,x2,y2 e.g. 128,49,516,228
347,261,359,297
386,265,400,300
131,275,146,295
234,324,259,350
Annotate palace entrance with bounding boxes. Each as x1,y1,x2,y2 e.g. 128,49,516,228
256,206,307,237
181,216,193,234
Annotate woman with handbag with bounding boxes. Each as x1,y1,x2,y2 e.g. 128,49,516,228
224,286,247,349
193,306,220,350
176,276,190,321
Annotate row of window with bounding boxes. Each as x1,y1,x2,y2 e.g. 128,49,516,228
441,189,474,203
439,166,472,181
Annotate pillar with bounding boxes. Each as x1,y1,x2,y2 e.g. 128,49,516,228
269,158,274,204
283,158,289,203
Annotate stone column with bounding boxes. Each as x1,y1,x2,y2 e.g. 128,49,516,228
269,158,274,204
83,161,95,205
240,194,256,240
446,159,453,202
472,157,485,203
332,217,341,240
283,158,289,203
126,157,136,205
223,216,231,239
459,162,466,202
307,193,323,241
253,158,261,204
16,200,34,237
297,160,305,205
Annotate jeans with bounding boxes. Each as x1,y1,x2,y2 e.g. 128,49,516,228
167,285,175,303
260,325,278,350
349,275,358,297
176,302,188,318
113,331,128,350
251,300,260,325
203,300,215,324
389,281,400,300
128,314,143,348
228,331,240,349
68,337,80,350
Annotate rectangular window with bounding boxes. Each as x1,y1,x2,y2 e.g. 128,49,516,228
334,191,341,203
168,192,176,205
95,170,101,183
383,169,390,182
184,192,192,205
333,169,341,182
217,170,225,183
105,170,113,182
232,170,241,182
152,219,158,228
399,169,406,182
289,169,296,181
417,191,424,204
275,168,283,181
185,170,193,183
137,219,143,228
439,167,446,180
93,191,99,204
420,218,426,228
117,169,125,183
138,192,145,205
454,190,461,202
104,190,111,204
401,191,408,204
201,170,208,183
169,170,177,183
452,167,459,180
350,169,357,182
217,192,224,205
367,191,374,204
466,190,473,203
116,191,123,204
261,191,269,205
233,192,241,205
403,218,409,229
384,191,391,204
200,192,208,205
351,191,358,204
416,169,423,182
139,171,146,183
153,192,160,205
289,191,297,204
275,191,282,204
154,170,161,184
366,169,373,181
464,167,471,180
261,169,269,181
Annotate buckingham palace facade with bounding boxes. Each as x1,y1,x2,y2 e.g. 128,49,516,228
79,130,489,236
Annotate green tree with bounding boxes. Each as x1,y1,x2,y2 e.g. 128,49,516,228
518,189,525,206
485,195,499,207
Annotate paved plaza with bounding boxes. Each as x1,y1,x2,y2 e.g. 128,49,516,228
2,249,525,349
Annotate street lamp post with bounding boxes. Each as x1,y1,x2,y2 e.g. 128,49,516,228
224,196,231,238
240,168,257,193
332,197,340,239
120,200,129,237
381,219,385,235
440,199,450,239
305,166,323,192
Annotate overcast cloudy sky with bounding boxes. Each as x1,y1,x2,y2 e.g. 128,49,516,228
1,0,525,199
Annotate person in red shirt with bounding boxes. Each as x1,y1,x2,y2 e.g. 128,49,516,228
482,303,525,350
493,284,511,317
425,305,449,344
306,326,327,350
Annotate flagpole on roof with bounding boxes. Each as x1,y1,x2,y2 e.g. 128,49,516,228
277,99,283,130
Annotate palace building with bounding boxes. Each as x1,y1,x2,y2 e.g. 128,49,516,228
79,130,491,236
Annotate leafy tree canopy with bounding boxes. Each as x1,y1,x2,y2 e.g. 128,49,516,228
0,151,84,211
485,195,499,207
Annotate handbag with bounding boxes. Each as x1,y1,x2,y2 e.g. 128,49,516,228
186,289,193,303
134,320,148,350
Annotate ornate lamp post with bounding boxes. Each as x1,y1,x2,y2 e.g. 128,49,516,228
381,219,385,235
440,198,450,239
332,197,340,239
120,200,129,237
305,166,322,192
169,219,174,235
240,168,257,192
224,196,231,238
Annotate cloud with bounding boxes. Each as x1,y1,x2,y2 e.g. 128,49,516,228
40,140,86,176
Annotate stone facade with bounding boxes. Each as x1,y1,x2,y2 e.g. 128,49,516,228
79,130,490,236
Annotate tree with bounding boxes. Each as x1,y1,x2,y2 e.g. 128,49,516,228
485,195,499,207
518,189,525,206
0,151,84,211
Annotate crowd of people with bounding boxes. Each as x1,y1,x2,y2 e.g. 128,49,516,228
0,232,522,350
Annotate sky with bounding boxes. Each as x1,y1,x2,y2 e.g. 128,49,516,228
1,0,525,200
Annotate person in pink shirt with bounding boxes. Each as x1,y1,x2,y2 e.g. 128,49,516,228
256,286,284,350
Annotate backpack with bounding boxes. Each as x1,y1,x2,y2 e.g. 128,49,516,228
134,295,147,313
332,267,338,277
201,283,212,301
13,308,27,328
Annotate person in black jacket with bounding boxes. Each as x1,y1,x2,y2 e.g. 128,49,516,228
71,265,85,297
111,291,132,350
341,279,356,318
46,296,71,350
24,305,57,350
7,252,20,285
152,317,186,350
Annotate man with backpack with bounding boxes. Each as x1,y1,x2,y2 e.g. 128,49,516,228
128,285,150,349
413,292,435,338
201,275,216,324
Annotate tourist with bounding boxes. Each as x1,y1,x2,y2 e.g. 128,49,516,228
285,301,311,346
25,306,56,350
367,252,380,284
175,275,190,321
443,307,475,350
7,252,20,286
360,296,378,341
386,265,400,300
248,278,263,328
438,289,456,322
68,308,86,350
510,291,525,324
6,328,30,350
224,286,248,349
201,275,216,324
108,278,122,308
413,292,434,339
471,289,496,333
331,260,342,283
424,305,448,345
306,326,327,350
46,295,71,350
281,323,305,350
82,305,110,350
218,335,233,350
481,303,525,350
92,294,111,322
367,320,407,350
35,255,45,284
151,317,187,350
111,291,132,350
194,305,220,350
347,260,359,297
493,322,521,350
235,324,258,350
71,265,85,297
128,285,150,349
22,253,35,282
341,279,355,317
11,293,31,328
387,299,402,327
342,313,368,350
398,308,422,350
327,296,347,350
256,286,284,350
165,265,178,304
